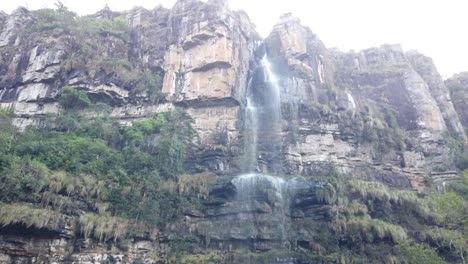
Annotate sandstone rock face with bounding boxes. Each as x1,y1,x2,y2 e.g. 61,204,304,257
0,226,162,263
264,14,334,100
0,0,258,167
407,51,467,141
161,0,256,103
126,0,259,104
0,8,31,47
259,16,465,188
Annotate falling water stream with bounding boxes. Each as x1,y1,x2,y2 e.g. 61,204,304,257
232,53,290,243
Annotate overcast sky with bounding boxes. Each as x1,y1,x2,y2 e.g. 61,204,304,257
1,0,467,77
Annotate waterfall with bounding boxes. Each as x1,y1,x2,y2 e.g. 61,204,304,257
261,54,283,156
261,54,281,108
242,54,283,173
232,173,289,241
243,96,258,172
232,173,285,203
233,53,290,243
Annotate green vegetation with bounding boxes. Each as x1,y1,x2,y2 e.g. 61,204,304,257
339,105,408,153
296,170,467,263
27,4,164,101
160,172,216,199
0,106,195,240
29,3,129,41
342,216,407,243
29,2,77,33
0,203,63,229
1,101,466,262
347,179,431,219
302,89,409,159
429,190,464,225
79,212,129,242
164,168,465,263
446,132,468,170
398,242,448,264
58,86,92,110
77,15,129,41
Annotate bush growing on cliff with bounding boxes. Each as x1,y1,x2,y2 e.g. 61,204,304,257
0,157,49,203
123,110,193,179
29,3,77,33
0,104,194,231
0,203,63,229
30,4,163,102
77,15,129,41
342,216,407,244
79,212,129,242
446,133,468,170
428,190,465,226
424,227,467,262
347,179,431,219
30,3,129,41
16,132,122,177
398,242,448,264
0,108,16,158
448,169,468,199
59,86,91,110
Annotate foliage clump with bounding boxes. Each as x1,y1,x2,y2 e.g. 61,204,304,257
398,242,448,264
27,4,163,102
0,203,63,229
29,3,129,41
79,212,129,242
0,107,195,236
58,86,92,110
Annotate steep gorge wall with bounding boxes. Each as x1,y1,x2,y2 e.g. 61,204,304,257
257,14,466,188
0,1,467,263
0,0,259,173
446,72,468,131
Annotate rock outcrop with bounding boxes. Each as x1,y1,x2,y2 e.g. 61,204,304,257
0,0,260,171
254,15,465,189
446,72,468,132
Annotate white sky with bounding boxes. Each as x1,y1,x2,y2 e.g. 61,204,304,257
1,0,467,78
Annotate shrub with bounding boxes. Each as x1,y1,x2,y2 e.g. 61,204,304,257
16,132,122,177
45,172,106,199
123,111,192,179
2,108,193,228
0,157,50,202
424,227,467,262
344,216,407,243
29,4,77,33
59,86,91,110
398,241,447,264
157,135,186,178
448,169,468,199
0,203,63,229
0,108,16,158
429,190,464,226
76,15,130,42
159,172,216,199
348,179,431,219
79,212,129,241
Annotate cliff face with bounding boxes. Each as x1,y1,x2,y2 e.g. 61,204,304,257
446,72,468,131
0,0,259,173
0,1,466,263
258,14,466,188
